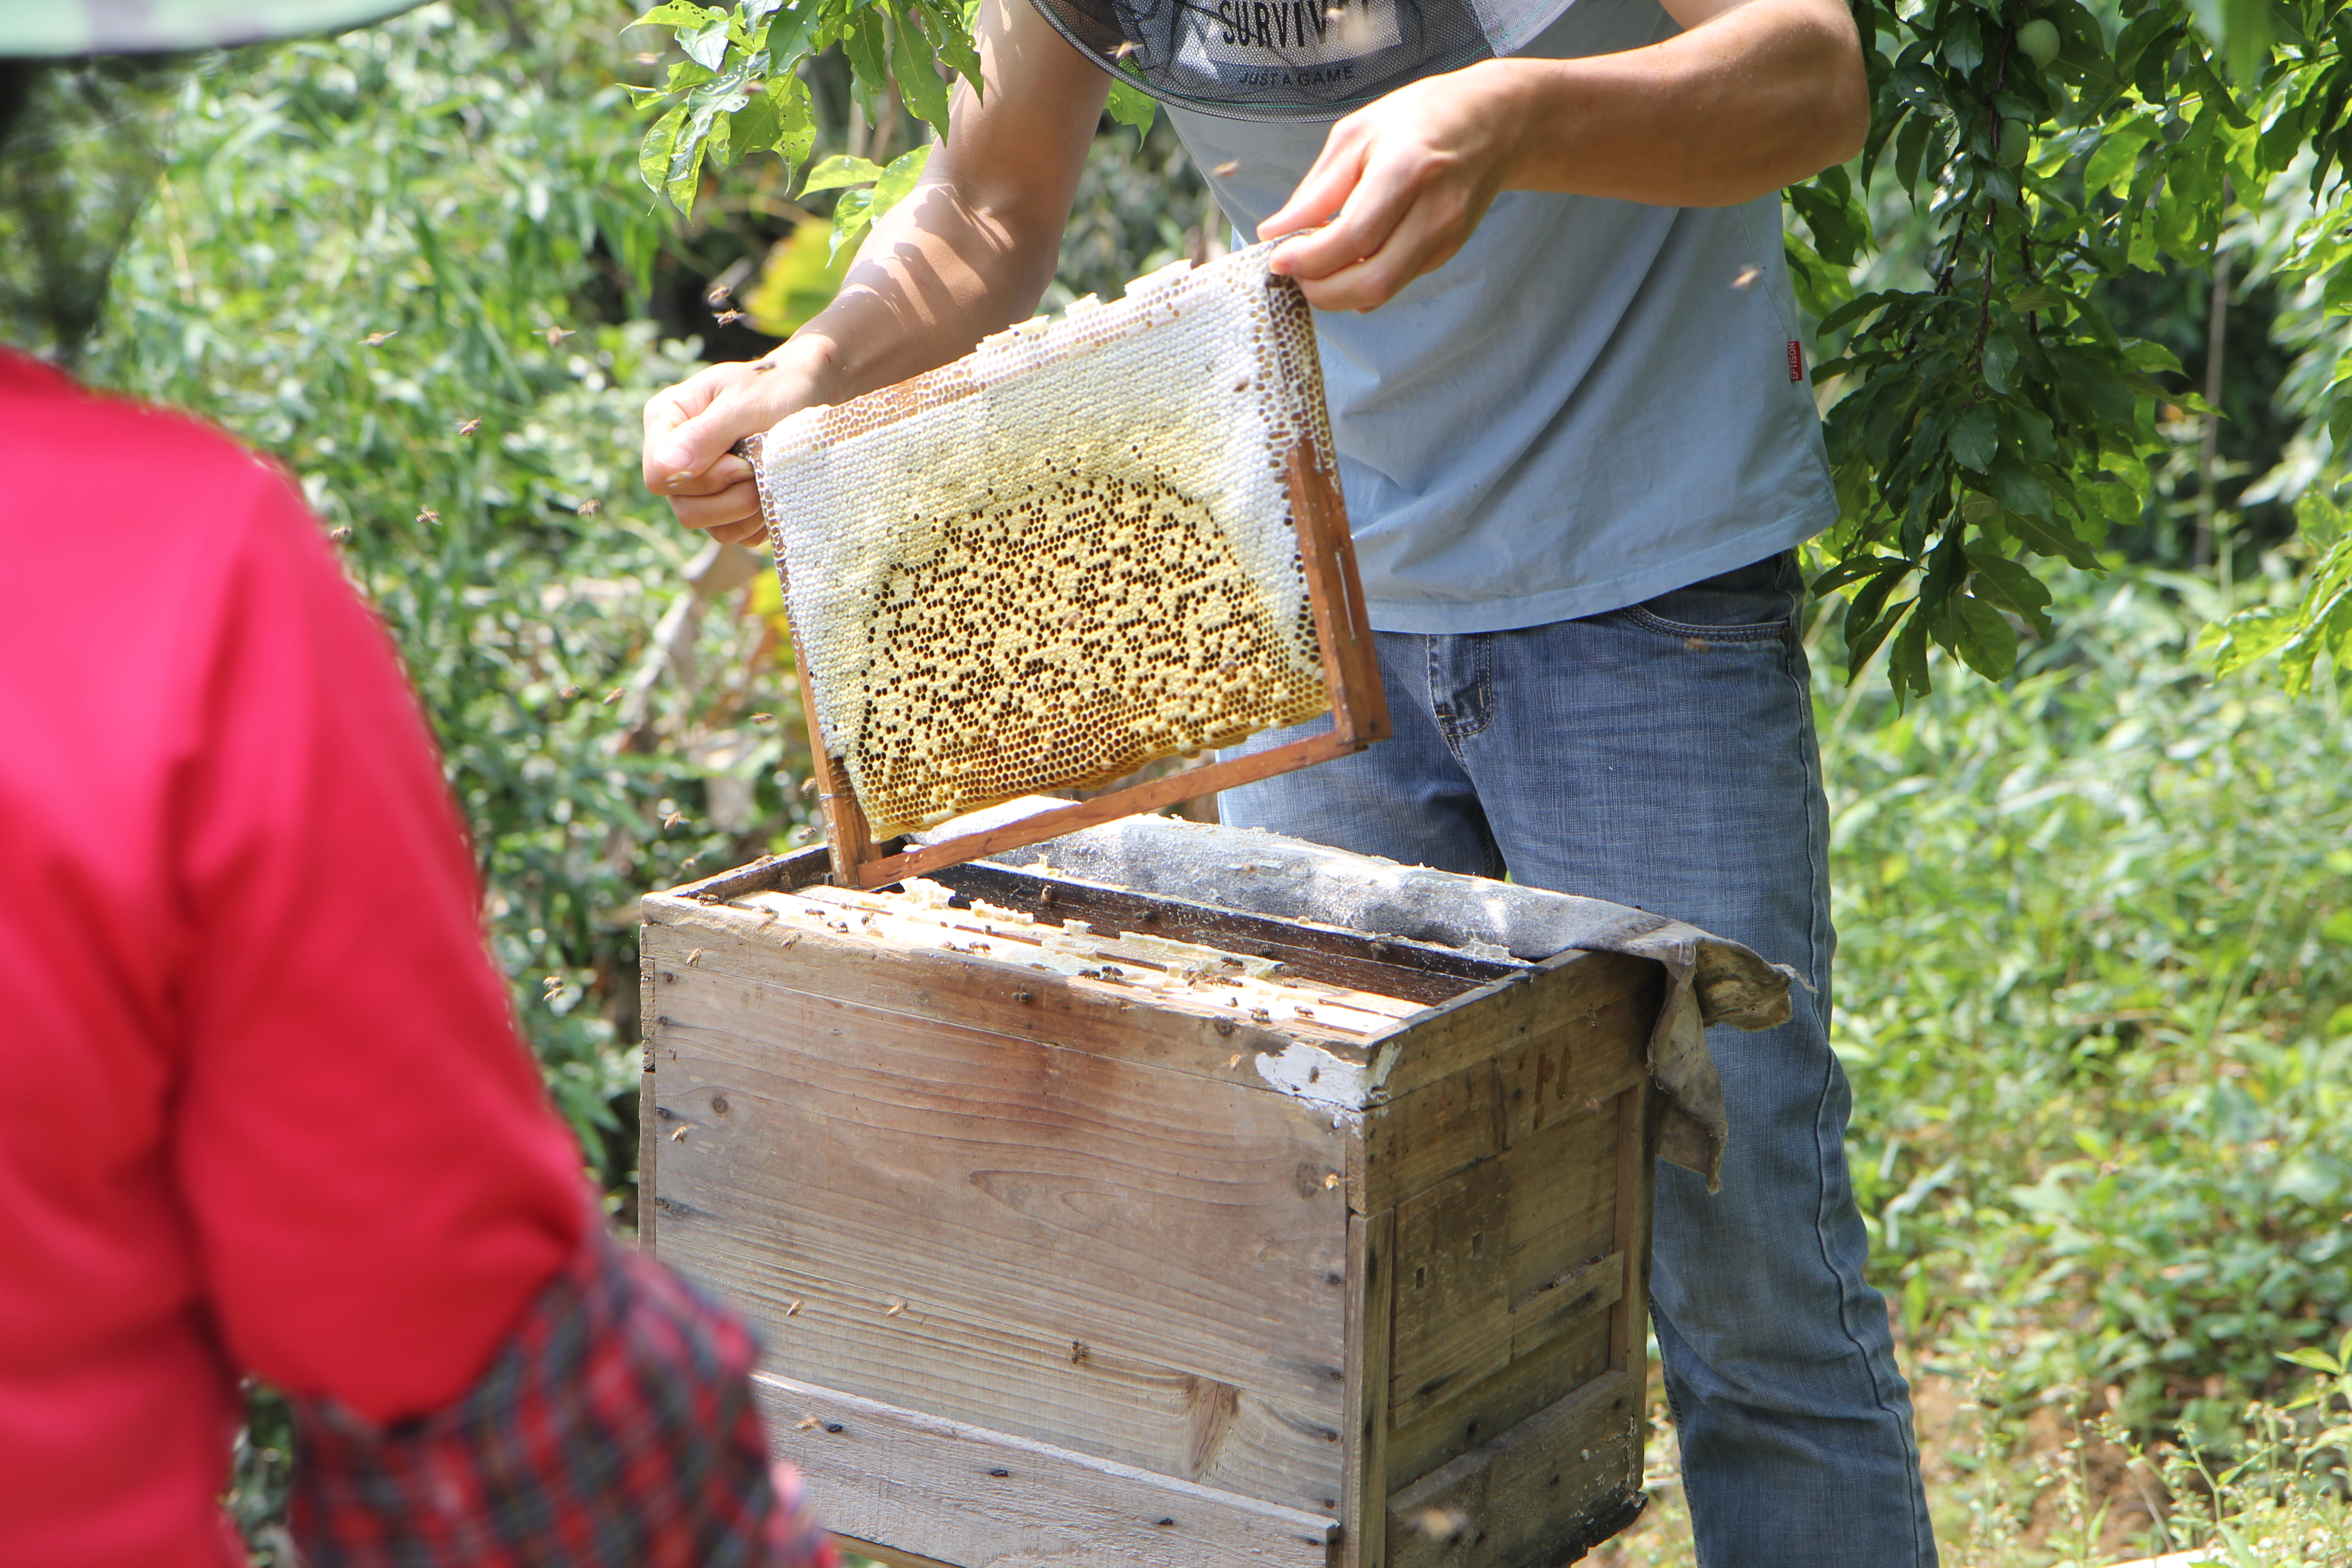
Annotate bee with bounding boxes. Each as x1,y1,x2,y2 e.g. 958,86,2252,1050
456,417,481,436
362,330,398,347
543,325,575,347
1322,1171,1340,1189
542,973,564,994
560,685,580,700
662,809,689,828
1211,160,1240,177
577,499,602,516
885,1298,907,1317
1111,39,1139,59
1408,1507,1469,1541
1226,1053,1243,1069
713,309,747,326
415,507,439,524
686,948,706,966
327,526,353,544
670,1124,690,1141
601,687,625,706
784,1298,803,1317
795,1415,821,1431
749,711,774,724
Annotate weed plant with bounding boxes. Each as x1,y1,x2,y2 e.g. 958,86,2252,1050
1819,563,2352,1432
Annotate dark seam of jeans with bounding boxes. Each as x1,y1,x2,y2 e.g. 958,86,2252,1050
1427,632,1494,747
1785,620,1936,1566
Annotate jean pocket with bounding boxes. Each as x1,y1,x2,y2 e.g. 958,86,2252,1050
1614,553,1800,643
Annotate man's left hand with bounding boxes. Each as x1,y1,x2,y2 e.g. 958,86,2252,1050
1258,64,1523,314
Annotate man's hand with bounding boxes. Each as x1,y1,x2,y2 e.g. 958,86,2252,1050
640,0,1106,541
642,346,838,545
1260,0,1868,312
1259,66,1522,314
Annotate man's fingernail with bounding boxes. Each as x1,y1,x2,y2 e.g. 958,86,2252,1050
655,445,692,474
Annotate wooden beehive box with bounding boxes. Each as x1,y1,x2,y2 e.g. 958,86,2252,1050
641,835,1668,1568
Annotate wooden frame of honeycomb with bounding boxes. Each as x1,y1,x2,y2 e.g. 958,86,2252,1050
745,245,1390,890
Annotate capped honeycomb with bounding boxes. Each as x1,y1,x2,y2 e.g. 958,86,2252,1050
750,241,1338,841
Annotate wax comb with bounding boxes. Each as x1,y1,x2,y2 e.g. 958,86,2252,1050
745,240,1387,888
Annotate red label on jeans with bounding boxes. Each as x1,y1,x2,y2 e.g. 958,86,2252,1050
1788,340,1805,382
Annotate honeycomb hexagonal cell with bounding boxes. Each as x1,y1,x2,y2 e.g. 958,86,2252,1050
752,242,1338,840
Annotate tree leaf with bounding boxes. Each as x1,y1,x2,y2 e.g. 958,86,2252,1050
1968,554,2055,637
1106,76,1156,140
1948,405,1999,472
627,0,721,29
678,11,732,69
888,0,953,141
1950,593,2019,680
867,142,932,217
637,104,686,195
801,153,885,193
843,9,891,101
2083,117,2153,196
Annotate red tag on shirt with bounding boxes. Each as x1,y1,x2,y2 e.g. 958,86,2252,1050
1788,340,1805,383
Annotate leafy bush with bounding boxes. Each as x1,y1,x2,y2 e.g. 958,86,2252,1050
1821,562,2352,1422
86,0,820,1191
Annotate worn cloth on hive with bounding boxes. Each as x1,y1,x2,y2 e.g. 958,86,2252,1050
922,799,1794,1190
750,243,1338,842
1029,0,1575,118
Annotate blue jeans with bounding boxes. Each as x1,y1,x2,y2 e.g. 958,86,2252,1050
1223,553,1936,1568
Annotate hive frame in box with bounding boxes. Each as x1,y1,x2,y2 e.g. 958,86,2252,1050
640,835,1664,1568
740,249,1391,892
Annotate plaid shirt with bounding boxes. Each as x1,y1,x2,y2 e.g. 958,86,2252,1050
291,1230,837,1568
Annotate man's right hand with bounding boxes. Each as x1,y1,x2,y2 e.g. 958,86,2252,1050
637,0,1108,547
642,344,838,545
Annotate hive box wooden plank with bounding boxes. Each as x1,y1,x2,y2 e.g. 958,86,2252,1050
642,843,1666,1568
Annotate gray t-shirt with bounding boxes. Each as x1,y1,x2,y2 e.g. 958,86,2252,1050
1163,0,1838,633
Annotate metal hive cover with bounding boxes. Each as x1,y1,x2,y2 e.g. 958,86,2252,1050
751,241,1341,842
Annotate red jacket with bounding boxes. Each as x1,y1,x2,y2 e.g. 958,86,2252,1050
0,350,585,1564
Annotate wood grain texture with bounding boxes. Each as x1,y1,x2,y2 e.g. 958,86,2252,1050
1287,438,1387,750
936,863,1523,1006
1386,1316,1614,1495
1358,1063,1503,1215
1368,951,1653,1105
1339,1208,1395,1568
1388,1107,1621,1429
753,1372,1338,1568
1384,1368,1641,1568
849,731,1367,889
1495,975,1661,1149
644,897,1370,1090
644,918,1354,1507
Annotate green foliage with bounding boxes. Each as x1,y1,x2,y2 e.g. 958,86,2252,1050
623,0,978,215
85,0,818,1179
743,213,856,333
2201,487,2352,689
801,141,931,256
0,58,186,365
1822,565,2352,1419
1793,0,2352,701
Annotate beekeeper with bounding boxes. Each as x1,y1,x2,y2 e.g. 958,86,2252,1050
642,0,1931,1559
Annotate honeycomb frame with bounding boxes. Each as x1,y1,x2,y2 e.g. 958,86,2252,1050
746,241,1388,888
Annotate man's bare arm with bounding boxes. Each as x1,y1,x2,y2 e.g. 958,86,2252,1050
1262,0,1869,311
642,0,1108,542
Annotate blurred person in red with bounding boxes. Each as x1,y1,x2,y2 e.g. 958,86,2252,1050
0,7,834,1565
